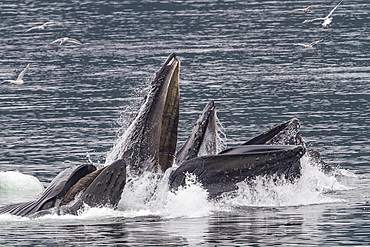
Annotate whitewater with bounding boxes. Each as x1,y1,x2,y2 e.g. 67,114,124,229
0,142,355,223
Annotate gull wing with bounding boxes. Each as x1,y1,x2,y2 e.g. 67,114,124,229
25,26,38,32
307,5,322,9
67,38,84,45
16,64,30,81
1,80,12,84
310,39,323,46
326,0,343,18
50,38,62,44
288,8,304,13
43,21,55,26
293,43,307,47
302,18,325,23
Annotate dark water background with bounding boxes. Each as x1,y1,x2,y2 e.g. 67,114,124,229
0,0,369,246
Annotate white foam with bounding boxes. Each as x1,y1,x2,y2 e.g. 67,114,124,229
0,156,353,222
0,205,126,223
0,213,29,223
336,167,357,178
118,171,163,213
0,128,355,222
218,155,348,208
117,171,213,219
163,173,213,218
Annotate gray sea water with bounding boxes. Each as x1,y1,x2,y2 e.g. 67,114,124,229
0,0,369,246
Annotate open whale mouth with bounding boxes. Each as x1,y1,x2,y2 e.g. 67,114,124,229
54,54,182,212
156,54,181,172
118,53,181,174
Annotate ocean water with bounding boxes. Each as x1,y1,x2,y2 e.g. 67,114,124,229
0,0,369,246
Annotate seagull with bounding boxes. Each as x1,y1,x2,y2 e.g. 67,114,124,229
25,21,55,32
293,39,323,48
288,5,322,14
1,64,30,85
302,0,343,28
50,37,84,45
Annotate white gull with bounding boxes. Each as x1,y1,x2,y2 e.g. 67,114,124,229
302,0,343,28
2,64,30,85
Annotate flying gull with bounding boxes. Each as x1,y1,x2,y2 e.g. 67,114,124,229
25,21,55,32
302,0,343,28
2,64,30,85
51,37,84,45
288,5,322,14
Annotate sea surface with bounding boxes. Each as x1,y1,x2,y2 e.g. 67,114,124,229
0,0,369,246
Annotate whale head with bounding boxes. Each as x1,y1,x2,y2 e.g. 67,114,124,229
175,100,217,166
107,53,180,175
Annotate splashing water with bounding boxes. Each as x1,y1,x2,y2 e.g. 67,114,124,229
164,173,213,218
104,85,149,167
118,171,164,213
117,170,213,219
218,155,350,208
216,115,228,153
112,155,351,219
0,154,354,221
104,109,139,167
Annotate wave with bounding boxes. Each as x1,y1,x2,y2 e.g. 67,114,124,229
0,170,44,194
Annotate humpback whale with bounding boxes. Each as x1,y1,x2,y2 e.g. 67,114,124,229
1,53,332,216
0,54,181,217
169,108,337,199
169,102,306,198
